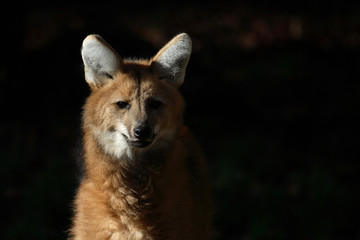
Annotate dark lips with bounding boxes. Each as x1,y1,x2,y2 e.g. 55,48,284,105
122,134,153,148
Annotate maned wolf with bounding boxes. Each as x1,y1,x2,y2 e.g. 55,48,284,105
69,33,213,240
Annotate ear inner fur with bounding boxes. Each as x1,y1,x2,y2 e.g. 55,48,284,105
152,33,192,88
81,34,122,89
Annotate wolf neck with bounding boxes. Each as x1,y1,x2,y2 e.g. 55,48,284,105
82,129,175,215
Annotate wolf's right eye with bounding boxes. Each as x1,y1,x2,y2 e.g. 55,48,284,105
116,101,130,109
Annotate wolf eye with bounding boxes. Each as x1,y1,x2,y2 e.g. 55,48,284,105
116,101,130,109
148,100,163,110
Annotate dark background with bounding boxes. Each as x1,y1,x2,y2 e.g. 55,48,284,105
1,2,360,239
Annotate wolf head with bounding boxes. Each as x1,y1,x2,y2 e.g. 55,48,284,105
81,33,192,159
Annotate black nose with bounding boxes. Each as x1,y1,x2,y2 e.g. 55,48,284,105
133,124,152,140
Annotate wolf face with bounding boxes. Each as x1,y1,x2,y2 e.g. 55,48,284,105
81,34,192,159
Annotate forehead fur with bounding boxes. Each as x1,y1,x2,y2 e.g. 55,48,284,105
85,57,184,105
121,59,154,81
90,60,151,97
95,59,179,101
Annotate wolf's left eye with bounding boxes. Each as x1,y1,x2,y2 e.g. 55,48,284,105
116,101,130,109
148,100,163,110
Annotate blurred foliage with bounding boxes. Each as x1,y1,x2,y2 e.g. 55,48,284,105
1,2,360,240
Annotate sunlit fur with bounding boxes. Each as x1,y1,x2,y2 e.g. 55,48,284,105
69,34,213,240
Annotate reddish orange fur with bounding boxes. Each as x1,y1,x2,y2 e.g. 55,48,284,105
69,35,213,240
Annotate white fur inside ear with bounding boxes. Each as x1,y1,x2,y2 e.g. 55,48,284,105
81,35,121,88
153,33,192,87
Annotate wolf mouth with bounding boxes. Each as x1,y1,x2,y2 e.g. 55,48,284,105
122,134,154,148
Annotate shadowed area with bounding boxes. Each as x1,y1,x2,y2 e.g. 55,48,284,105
1,2,360,239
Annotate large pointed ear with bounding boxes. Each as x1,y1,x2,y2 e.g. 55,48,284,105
152,33,192,88
81,35,121,89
